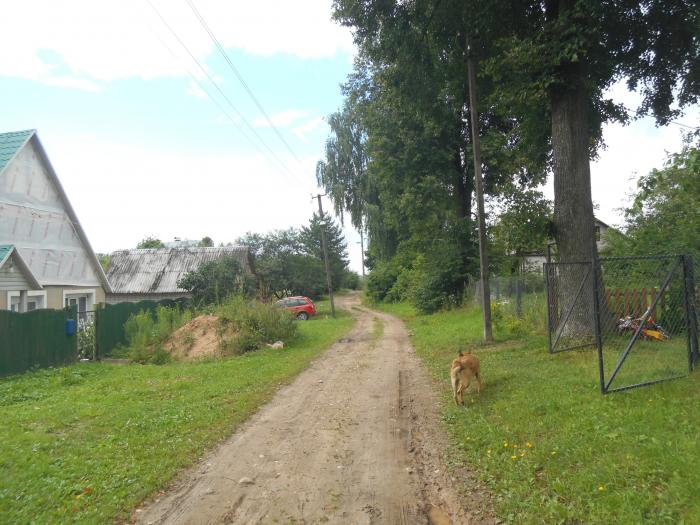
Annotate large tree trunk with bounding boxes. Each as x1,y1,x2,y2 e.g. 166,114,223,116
550,76,596,263
548,1,599,340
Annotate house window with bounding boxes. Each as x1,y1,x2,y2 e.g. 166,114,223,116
595,226,601,241
7,291,46,311
65,295,89,322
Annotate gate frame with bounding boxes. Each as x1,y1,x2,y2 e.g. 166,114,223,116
544,261,594,354
546,254,699,394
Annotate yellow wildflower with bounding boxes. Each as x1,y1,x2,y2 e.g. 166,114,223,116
511,455,517,460
526,442,533,448
598,485,605,491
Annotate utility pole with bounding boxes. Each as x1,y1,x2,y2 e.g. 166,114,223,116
314,194,336,318
466,35,493,342
359,225,365,277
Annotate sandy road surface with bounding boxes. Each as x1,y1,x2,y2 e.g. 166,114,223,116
134,295,493,525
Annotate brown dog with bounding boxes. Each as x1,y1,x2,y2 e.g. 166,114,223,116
450,350,482,406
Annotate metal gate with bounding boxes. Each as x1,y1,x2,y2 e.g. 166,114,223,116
544,261,595,353
546,255,699,393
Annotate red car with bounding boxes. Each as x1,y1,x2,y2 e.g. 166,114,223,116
274,296,316,320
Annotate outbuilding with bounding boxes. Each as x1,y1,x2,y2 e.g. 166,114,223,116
105,246,254,303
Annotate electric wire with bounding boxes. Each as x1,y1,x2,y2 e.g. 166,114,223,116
144,0,307,186
184,0,304,165
669,120,699,130
149,28,263,159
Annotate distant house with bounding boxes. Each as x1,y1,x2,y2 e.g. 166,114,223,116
521,217,613,272
0,130,111,312
105,246,254,303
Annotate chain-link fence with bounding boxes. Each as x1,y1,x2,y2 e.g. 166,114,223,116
597,255,698,393
545,255,699,393
544,261,595,353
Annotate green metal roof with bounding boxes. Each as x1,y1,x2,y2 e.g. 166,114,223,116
0,130,35,174
0,244,12,266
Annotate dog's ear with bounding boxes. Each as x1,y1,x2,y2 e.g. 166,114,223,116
458,351,464,356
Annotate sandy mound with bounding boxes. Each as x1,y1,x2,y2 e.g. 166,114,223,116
165,315,221,361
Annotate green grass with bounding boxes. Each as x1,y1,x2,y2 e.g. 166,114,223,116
376,301,700,524
0,311,354,524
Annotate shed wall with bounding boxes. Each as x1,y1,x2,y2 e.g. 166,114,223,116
0,257,31,291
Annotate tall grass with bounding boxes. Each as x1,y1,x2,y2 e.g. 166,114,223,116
124,306,192,363
216,295,297,354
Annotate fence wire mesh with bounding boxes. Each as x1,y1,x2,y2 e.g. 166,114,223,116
597,255,697,393
545,262,596,353
545,255,699,393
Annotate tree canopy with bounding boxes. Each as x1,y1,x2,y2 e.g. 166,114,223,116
177,256,254,306
237,213,352,299
318,0,699,312
603,142,700,262
136,236,165,249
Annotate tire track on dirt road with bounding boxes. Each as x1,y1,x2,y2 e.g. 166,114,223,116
133,294,495,525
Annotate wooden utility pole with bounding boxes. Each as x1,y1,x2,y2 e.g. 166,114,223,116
314,194,336,318
359,225,365,278
466,35,493,342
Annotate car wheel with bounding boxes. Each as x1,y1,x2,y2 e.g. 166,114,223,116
297,312,309,321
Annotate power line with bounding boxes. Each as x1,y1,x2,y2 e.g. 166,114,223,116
149,28,260,156
144,0,307,186
669,120,699,130
184,0,304,165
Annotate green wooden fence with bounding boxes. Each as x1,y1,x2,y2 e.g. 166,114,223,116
0,306,78,377
96,299,184,357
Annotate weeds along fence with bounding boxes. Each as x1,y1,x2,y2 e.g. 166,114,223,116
96,299,188,357
0,306,78,377
468,273,548,334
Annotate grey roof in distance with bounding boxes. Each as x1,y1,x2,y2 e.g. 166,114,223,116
106,246,254,295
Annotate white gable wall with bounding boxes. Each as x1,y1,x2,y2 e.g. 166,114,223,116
0,139,102,287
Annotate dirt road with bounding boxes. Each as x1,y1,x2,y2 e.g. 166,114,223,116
134,295,493,525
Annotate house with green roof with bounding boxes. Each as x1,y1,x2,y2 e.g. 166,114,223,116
0,130,111,313
0,244,43,311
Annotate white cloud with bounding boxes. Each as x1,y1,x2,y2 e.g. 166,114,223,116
0,0,354,89
43,75,101,92
42,135,319,250
253,109,308,128
540,104,699,229
292,116,325,143
185,78,208,99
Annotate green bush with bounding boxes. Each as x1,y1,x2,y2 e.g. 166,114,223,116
124,306,189,364
342,269,361,290
177,256,255,306
366,260,400,302
216,296,297,354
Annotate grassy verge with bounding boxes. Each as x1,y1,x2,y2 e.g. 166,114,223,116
375,301,700,524
0,309,353,524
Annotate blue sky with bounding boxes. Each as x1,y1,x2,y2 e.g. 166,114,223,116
0,0,697,273
0,0,366,268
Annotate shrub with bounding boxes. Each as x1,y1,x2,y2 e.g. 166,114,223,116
177,256,255,306
366,260,400,302
124,306,188,364
342,269,361,290
217,296,297,354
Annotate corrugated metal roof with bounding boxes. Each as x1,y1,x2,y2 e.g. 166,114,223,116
106,246,253,294
0,130,35,174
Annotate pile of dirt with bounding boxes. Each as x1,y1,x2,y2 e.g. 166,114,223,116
164,315,221,361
